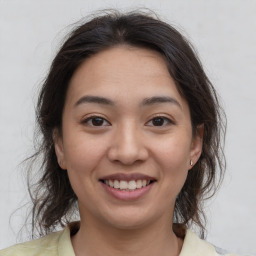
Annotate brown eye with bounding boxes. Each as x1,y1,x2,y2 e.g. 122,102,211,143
83,116,110,127
91,117,104,126
152,117,165,126
146,116,173,127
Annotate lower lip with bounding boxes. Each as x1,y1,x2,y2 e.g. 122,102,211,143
101,182,154,201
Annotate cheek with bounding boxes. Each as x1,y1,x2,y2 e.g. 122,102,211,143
62,134,108,203
154,136,191,170
152,136,191,195
62,132,108,177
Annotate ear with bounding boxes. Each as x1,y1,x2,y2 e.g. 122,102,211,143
189,124,204,170
53,128,67,170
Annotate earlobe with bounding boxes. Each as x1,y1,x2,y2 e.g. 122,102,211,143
53,129,67,170
189,124,204,170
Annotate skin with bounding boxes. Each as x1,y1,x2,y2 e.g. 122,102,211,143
54,46,203,256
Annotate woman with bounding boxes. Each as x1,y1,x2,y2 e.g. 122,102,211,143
0,10,237,256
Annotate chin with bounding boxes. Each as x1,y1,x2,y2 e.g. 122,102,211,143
98,206,160,230
107,217,150,230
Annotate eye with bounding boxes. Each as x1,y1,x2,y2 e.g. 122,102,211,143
82,116,110,127
146,116,173,127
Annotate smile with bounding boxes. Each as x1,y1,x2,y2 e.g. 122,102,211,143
102,179,152,191
99,173,156,200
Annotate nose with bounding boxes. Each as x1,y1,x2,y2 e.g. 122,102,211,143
107,122,149,165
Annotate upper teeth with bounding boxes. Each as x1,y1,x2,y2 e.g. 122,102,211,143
104,179,150,190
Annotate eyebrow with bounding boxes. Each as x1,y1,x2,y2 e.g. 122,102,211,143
74,95,115,107
74,95,181,109
141,96,182,108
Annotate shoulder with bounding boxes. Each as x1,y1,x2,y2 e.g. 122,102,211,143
0,224,76,256
0,231,60,256
0,225,75,256
180,229,243,256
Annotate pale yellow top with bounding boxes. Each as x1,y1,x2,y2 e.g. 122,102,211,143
0,224,240,256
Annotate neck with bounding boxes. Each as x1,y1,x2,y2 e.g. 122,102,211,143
71,214,183,256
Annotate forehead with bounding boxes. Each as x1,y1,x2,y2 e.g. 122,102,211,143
66,46,184,107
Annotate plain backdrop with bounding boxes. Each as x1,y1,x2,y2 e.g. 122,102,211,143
0,1,255,255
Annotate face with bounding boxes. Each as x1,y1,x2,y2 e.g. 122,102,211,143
54,46,203,230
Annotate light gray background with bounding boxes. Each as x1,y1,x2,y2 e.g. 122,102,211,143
0,1,255,255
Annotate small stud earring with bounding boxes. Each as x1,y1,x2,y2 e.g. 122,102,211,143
190,160,193,166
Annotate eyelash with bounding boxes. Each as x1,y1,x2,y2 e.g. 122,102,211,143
82,115,174,127
82,115,111,127
145,116,174,127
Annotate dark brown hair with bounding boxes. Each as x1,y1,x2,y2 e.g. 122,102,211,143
28,10,226,238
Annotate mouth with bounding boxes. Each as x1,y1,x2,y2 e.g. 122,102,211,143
99,179,155,191
99,173,157,192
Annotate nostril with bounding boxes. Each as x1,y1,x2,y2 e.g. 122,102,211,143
107,135,149,165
